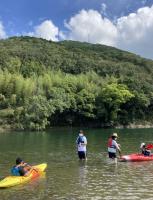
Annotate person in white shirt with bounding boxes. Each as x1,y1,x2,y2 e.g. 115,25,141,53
140,143,151,156
107,133,121,159
76,130,87,160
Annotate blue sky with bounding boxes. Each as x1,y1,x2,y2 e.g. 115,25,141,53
0,0,153,59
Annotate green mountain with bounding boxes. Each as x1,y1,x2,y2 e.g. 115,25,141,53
0,36,153,130
1,36,153,77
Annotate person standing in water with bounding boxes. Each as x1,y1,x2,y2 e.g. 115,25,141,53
76,130,87,160
107,133,121,159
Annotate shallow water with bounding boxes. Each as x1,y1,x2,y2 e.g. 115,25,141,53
0,128,153,199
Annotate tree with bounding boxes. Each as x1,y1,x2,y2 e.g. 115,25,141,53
96,83,134,125
22,95,55,130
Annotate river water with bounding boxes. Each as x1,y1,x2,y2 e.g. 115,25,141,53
0,128,153,200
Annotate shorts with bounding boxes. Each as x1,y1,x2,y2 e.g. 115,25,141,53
78,151,87,159
144,151,151,156
108,152,116,159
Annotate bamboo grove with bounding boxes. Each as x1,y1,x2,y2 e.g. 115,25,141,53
0,36,153,130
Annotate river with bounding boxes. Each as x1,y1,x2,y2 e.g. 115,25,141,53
0,128,153,200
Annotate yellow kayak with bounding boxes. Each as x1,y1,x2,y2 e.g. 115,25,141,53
0,163,47,188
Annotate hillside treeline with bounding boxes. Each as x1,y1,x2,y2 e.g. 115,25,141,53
0,36,153,130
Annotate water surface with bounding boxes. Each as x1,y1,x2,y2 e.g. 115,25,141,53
0,128,153,200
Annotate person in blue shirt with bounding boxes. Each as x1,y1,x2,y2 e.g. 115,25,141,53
11,158,32,176
76,130,87,160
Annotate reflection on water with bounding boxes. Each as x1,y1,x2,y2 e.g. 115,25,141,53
0,128,153,199
78,161,88,187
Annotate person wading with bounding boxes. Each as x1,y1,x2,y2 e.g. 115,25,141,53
107,133,121,159
76,130,87,160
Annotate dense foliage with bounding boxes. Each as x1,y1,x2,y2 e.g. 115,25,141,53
0,36,153,130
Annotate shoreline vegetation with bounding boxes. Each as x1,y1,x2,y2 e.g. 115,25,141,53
1,122,153,133
1,36,153,131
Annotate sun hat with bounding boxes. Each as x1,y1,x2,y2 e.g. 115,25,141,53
140,143,145,148
112,133,118,138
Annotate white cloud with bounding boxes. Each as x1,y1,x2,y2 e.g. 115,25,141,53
62,6,153,59
29,20,59,41
116,6,153,58
101,3,107,17
62,9,117,46
101,3,107,13
0,21,7,39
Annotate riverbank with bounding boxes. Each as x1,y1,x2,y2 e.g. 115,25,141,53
0,127,4,133
1,121,153,132
116,121,153,129
0,125,12,133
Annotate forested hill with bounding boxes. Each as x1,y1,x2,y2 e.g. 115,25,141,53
0,36,153,130
0,36,153,77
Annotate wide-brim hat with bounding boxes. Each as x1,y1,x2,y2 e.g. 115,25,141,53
112,133,118,138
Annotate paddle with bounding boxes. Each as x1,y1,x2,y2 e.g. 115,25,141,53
23,163,39,176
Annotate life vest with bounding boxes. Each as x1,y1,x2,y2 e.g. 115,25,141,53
146,144,153,150
107,138,116,149
11,166,20,176
77,136,84,145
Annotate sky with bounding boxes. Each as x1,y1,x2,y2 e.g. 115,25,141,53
0,0,153,59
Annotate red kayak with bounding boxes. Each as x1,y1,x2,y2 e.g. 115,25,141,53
120,153,153,162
